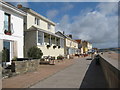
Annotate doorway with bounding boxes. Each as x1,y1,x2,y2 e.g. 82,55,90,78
3,40,11,62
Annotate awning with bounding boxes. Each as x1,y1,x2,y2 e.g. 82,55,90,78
29,25,64,39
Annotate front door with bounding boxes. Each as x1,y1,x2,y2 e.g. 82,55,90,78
3,41,11,63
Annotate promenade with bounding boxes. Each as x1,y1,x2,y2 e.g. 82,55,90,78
31,57,108,88
2,56,108,88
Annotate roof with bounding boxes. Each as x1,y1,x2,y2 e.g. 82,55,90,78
20,7,55,26
75,39,82,43
56,31,78,43
26,26,64,39
0,0,26,16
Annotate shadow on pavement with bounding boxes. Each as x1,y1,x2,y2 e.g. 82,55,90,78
80,59,108,88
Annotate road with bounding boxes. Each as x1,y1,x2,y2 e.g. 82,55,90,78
30,57,108,88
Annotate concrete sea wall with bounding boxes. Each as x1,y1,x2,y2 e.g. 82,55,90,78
99,55,120,88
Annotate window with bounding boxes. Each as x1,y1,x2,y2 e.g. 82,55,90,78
38,31,43,45
60,38,64,48
35,17,39,25
48,23,51,30
4,13,11,33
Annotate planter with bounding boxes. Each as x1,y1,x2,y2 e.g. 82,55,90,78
53,46,56,49
6,32,11,35
58,46,60,48
4,30,11,35
47,45,50,48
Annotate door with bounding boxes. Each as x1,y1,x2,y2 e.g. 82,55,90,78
3,41,11,62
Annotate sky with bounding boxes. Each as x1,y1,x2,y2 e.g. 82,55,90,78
9,1,118,49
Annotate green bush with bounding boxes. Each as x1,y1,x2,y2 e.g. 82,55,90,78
2,48,8,62
27,46,43,59
57,55,64,60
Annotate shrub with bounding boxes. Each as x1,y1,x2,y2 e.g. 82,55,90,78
57,55,64,60
12,56,17,61
27,46,43,59
2,48,8,62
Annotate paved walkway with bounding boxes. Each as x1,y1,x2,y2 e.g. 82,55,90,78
2,58,76,88
31,57,108,88
3,56,108,88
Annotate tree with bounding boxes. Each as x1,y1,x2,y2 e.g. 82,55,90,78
27,46,43,59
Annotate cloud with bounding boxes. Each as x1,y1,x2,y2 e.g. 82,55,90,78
46,3,74,20
46,10,58,20
56,2,118,49
56,15,70,32
61,3,74,12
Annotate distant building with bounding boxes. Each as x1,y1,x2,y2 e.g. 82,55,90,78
56,31,78,58
75,39,83,54
87,42,92,52
82,41,88,54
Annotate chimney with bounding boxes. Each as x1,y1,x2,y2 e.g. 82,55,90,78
69,35,72,39
63,31,65,34
17,4,22,9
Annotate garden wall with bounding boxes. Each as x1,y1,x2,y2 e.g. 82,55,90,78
13,59,40,74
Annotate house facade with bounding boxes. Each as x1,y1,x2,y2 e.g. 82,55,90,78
56,31,78,57
19,6,64,58
87,42,92,52
82,41,88,54
0,1,26,64
75,39,84,54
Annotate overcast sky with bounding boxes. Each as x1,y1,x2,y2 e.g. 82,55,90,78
9,1,118,49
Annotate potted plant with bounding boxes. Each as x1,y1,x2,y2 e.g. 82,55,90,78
58,46,60,49
53,45,56,49
12,56,17,61
57,55,64,60
47,45,50,48
4,30,7,34
4,30,11,35
7,30,11,35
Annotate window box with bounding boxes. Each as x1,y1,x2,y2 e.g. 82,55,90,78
4,30,11,35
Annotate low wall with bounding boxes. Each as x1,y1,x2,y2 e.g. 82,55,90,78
99,55,120,88
13,59,40,74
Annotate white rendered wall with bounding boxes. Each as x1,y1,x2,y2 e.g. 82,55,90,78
27,13,55,33
0,8,24,63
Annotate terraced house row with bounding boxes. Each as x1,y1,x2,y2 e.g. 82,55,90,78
0,0,92,65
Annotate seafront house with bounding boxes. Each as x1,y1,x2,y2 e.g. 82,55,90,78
75,39,84,54
56,31,78,58
17,5,64,59
0,1,26,65
87,42,92,52
82,40,88,54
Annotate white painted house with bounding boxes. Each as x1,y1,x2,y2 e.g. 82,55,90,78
0,1,26,64
18,5,64,59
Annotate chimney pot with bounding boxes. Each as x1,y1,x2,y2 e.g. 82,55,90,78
17,4,22,9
